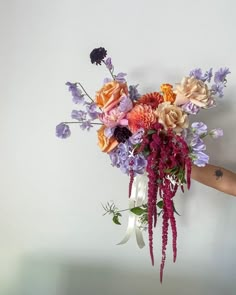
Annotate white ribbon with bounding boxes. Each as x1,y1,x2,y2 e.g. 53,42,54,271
117,174,148,249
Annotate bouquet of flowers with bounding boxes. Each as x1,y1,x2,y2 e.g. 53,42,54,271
56,47,230,282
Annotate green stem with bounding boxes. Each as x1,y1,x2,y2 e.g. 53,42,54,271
76,82,102,111
117,205,146,213
102,60,115,80
76,82,94,102
63,121,102,125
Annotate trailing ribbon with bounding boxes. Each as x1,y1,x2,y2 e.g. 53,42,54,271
117,174,148,249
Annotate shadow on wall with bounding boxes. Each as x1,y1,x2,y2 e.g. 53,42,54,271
8,253,235,295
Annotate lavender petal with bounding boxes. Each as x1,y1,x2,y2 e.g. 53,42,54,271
115,72,127,83
129,85,141,101
118,95,133,112
56,123,71,139
80,121,93,131
66,82,85,104
214,68,230,84
209,128,223,139
71,110,87,121
182,101,200,114
191,122,208,136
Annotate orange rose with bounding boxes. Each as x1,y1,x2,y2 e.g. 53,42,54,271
95,81,128,112
97,125,118,153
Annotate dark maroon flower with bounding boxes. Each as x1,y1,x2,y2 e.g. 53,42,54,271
90,47,107,65
113,126,132,143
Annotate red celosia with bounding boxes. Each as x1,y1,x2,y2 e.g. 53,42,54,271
129,168,134,198
143,124,191,283
160,203,169,283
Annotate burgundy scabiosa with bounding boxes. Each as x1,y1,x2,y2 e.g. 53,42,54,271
90,47,107,65
113,126,132,143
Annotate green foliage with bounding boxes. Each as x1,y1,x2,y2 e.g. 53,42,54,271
142,147,150,157
157,200,163,209
102,198,181,227
112,214,121,225
130,207,147,215
102,201,122,225
164,166,187,184
147,129,156,135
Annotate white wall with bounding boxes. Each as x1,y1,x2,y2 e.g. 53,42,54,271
1,0,236,294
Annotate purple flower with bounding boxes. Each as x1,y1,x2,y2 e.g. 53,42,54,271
80,121,93,131
190,137,206,152
129,129,144,144
189,68,213,83
209,128,223,139
109,142,129,167
129,85,141,101
66,82,84,104
191,122,208,136
104,127,115,138
214,68,230,84
128,155,147,175
211,83,224,98
56,123,71,139
103,77,113,84
115,72,127,83
85,102,99,120
192,151,209,167
71,110,87,121
118,95,133,112
105,57,113,71
109,141,147,175
189,68,203,80
206,98,216,109
202,68,213,83
182,101,200,115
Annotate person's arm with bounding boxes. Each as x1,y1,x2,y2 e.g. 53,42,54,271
191,164,236,197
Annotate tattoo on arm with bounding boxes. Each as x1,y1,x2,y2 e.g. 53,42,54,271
214,169,223,180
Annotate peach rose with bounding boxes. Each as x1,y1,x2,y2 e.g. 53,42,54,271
155,102,189,133
95,81,128,113
174,76,211,107
97,125,118,153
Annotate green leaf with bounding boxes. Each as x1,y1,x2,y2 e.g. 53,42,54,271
173,202,181,216
157,200,163,209
147,129,156,135
164,168,173,173
130,207,146,216
157,210,163,216
133,143,141,150
143,149,150,157
164,167,178,174
112,215,121,225
200,132,207,139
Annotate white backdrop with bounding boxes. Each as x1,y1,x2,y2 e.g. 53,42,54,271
1,0,236,294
